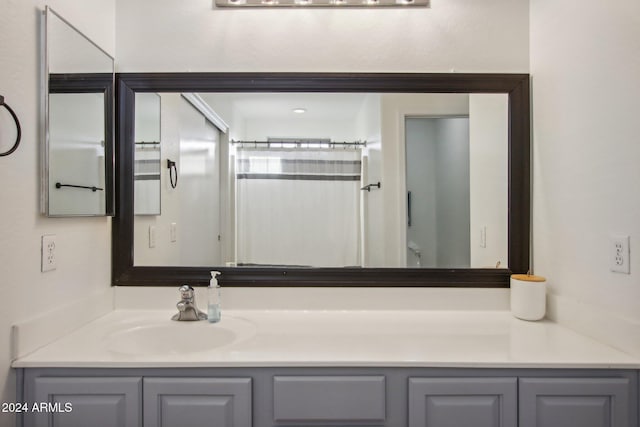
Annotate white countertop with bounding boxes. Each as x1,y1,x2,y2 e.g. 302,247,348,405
12,309,640,369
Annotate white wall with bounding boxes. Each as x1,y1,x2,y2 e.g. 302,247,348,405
531,0,640,356
115,0,529,73
356,95,382,267
469,94,508,268
178,101,221,266
0,1,115,426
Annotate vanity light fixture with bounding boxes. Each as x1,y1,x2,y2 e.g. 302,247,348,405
292,108,307,114
216,0,428,7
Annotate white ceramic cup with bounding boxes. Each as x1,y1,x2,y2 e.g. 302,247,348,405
510,274,546,321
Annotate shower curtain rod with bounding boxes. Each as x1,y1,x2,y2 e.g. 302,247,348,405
232,139,367,148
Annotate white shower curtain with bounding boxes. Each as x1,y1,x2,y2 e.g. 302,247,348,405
235,147,361,267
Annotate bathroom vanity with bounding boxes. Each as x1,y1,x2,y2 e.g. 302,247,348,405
13,308,640,427
19,366,639,427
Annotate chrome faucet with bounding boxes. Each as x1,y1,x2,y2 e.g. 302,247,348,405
171,285,207,321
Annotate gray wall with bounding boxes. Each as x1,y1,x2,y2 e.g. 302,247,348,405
405,117,470,268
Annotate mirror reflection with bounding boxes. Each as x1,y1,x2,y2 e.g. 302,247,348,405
43,7,114,216
134,93,162,215
133,92,508,269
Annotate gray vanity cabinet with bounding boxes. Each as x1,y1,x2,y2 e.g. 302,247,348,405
143,377,251,427
20,368,639,427
26,377,141,427
408,377,518,427
519,378,633,427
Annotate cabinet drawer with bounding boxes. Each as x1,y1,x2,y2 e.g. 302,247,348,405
273,375,386,423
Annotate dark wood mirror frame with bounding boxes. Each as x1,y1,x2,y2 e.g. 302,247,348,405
113,72,530,287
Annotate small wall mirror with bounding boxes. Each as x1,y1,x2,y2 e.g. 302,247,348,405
42,6,114,217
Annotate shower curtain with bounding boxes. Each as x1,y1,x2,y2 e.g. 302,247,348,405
235,147,361,267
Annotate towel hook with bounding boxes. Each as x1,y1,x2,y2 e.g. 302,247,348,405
0,95,22,157
361,182,381,192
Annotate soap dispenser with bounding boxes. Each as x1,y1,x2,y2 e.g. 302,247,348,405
208,271,222,323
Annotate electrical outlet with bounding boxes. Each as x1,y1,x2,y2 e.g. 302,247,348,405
610,235,630,274
41,235,57,272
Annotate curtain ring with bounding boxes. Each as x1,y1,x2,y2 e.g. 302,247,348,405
0,96,22,157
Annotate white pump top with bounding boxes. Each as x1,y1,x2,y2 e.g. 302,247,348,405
210,271,221,287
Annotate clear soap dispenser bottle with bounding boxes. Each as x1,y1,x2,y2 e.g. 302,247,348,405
208,271,222,323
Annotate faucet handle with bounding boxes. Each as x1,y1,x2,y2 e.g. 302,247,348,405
172,284,207,321
178,284,195,301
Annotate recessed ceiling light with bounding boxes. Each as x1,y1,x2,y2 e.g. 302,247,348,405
292,108,307,114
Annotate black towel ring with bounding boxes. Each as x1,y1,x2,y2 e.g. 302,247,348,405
0,95,22,157
167,159,178,189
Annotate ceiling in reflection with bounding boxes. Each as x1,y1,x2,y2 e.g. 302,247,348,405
199,92,372,121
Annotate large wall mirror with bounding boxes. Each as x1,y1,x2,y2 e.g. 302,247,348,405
114,73,529,287
41,6,114,217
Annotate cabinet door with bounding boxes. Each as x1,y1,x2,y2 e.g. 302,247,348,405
273,375,386,424
143,377,251,427
29,377,141,427
408,377,517,427
519,378,632,427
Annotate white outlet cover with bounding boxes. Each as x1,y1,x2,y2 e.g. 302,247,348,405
609,235,630,274
41,234,57,272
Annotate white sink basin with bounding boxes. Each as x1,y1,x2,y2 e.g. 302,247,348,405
107,316,255,356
